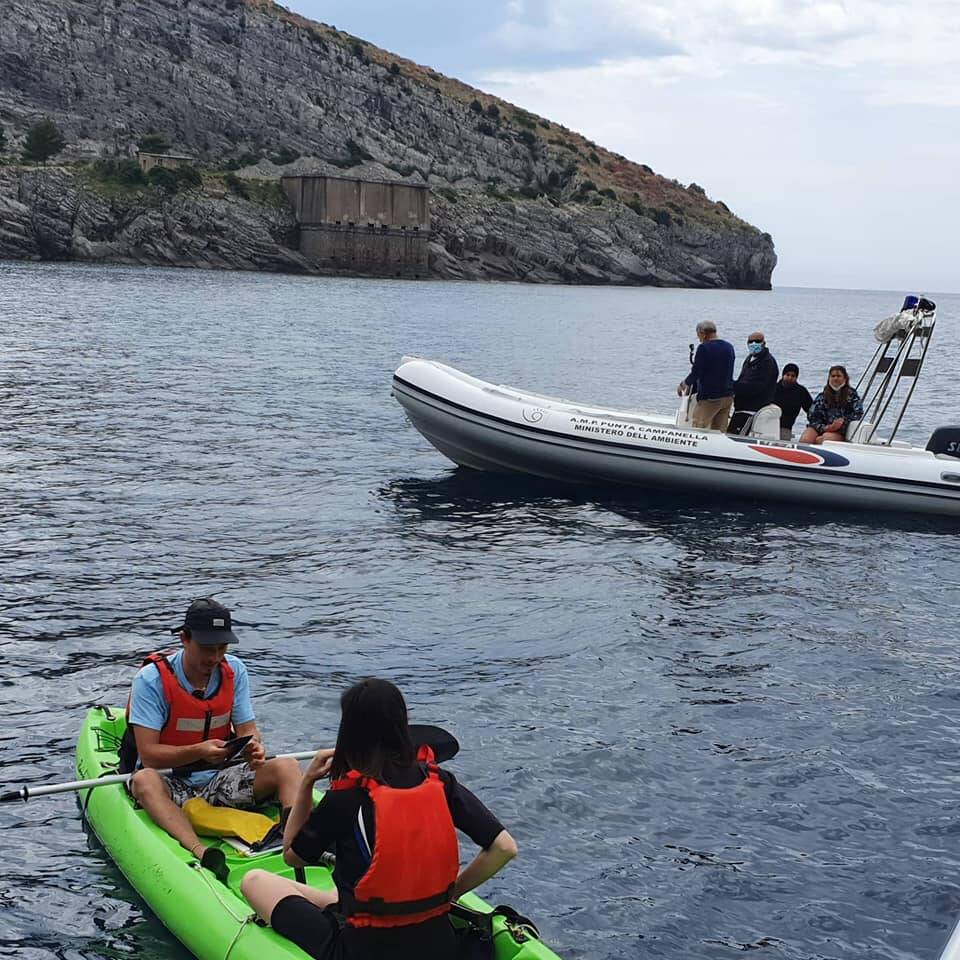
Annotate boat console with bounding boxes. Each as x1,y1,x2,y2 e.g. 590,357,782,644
675,394,781,440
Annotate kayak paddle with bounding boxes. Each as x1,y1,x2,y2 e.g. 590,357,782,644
1,724,459,802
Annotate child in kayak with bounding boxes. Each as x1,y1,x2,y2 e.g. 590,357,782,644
241,678,518,959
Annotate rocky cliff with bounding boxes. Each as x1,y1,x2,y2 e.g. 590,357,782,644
0,0,777,288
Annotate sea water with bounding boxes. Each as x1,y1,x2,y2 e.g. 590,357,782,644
0,261,958,960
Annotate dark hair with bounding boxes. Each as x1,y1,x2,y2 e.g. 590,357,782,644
329,678,415,780
782,363,799,376
824,364,851,408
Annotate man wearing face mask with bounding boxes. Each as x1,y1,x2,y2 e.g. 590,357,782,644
728,331,779,435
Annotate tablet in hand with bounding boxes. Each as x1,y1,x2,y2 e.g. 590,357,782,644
222,734,254,762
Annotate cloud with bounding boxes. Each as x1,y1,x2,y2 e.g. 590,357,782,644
483,0,960,107
475,3,960,290
492,0,684,61
284,0,960,289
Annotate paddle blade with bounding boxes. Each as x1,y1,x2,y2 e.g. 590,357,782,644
410,724,459,763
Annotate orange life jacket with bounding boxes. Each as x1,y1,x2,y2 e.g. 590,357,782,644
330,748,460,928
126,651,235,746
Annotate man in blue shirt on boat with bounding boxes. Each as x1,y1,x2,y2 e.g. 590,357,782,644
677,320,736,430
125,598,302,875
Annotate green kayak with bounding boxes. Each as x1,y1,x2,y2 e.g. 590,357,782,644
76,706,562,960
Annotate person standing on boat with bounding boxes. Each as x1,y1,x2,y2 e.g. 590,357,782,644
728,331,779,434
241,678,518,960
774,363,813,441
124,598,302,876
676,320,736,430
799,365,864,444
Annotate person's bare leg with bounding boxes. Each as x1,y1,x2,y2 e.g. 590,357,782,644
820,431,846,442
131,769,205,858
241,868,338,923
798,427,819,444
253,757,302,809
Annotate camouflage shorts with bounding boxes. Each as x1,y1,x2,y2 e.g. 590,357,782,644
162,763,258,809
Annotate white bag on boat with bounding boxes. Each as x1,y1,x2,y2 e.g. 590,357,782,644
874,310,913,343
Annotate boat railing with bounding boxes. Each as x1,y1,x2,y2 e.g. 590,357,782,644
854,296,936,445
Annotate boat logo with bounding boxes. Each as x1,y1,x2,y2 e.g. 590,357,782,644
747,444,850,468
522,407,545,424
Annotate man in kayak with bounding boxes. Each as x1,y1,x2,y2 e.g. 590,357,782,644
676,320,736,430
728,331,779,434
125,598,302,874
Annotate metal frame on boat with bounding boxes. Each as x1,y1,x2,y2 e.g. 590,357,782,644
852,295,937,445
392,298,960,517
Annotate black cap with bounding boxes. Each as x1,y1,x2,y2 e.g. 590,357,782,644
783,363,800,376
171,598,239,646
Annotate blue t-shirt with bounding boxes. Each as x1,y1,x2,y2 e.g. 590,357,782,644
684,338,736,401
129,650,255,786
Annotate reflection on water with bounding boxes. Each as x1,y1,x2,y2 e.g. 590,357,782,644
0,263,959,960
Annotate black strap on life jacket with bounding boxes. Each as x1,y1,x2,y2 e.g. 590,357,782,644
339,884,455,917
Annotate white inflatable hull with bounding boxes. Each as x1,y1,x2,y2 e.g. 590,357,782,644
392,359,960,517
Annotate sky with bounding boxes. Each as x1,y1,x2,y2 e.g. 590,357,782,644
285,1,959,293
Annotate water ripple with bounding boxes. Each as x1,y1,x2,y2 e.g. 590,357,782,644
0,263,958,959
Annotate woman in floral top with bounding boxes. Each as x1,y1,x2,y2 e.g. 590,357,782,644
799,365,863,444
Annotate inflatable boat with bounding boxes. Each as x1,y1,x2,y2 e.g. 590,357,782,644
392,298,960,517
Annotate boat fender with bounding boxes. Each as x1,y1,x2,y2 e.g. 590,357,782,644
926,426,960,458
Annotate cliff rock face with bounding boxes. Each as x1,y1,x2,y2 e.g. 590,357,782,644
0,0,777,288
0,166,310,271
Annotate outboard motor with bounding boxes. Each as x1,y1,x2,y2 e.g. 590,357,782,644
926,427,960,458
